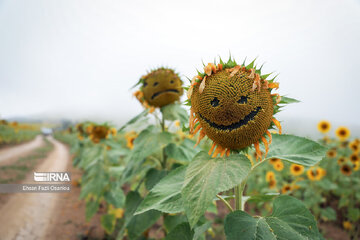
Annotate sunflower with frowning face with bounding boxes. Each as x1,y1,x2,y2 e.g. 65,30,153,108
187,57,286,159
133,68,183,112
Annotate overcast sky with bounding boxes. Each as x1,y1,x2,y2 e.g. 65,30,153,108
0,0,360,132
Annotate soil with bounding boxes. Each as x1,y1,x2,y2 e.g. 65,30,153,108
0,135,44,166
0,137,72,240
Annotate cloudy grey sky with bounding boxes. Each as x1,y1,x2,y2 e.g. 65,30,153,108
0,0,360,133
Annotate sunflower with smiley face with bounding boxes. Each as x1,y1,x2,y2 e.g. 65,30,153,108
133,67,183,111
187,57,288,160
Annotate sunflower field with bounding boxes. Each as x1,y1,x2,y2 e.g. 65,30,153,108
54,57,359,240
0,120,40,146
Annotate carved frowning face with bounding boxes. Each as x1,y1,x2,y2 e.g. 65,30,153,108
142,69,183,107
191,70,274,149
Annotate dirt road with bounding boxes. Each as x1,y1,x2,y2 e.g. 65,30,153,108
0,137,70,240
0,135,44,165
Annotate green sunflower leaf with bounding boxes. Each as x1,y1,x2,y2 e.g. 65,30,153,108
279,96,300,104
263,134,327,166
181,152,251,227
161,103,188,125
135,166,186,215
224,195,323,240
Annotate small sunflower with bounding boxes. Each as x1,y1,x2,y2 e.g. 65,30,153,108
353,161,359,171
174,120,181,127
326,149,337,158
125,131,138,150
110,127,117,136
307,167,325,181
290,164,304,176
350,153,359,164
77,134,84,141
337,157,347,165
268,179,276,189
269,158,280,165
187,57,290,159
340,164,352,176
281,184,292,194
85,125,93,135
343,221,352,230
89,125,109,143
265,171,275,182
335,126,350,141
349,140,359,153
273,160,284,171
133,67,183,111
317,120,331,134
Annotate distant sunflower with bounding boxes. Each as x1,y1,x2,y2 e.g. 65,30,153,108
307,167,326,181
335,126,350,141
125,131,138,150
343,221,352,230
89,125,109,143
77,134,84,141
268,179,276,189
337,157,347,165
317,120,331,134
85,125,93,135
353,161,359,171
269,158,280,165
281,184,292,194
290,164,304,176
326,149,337,158
273,160,284,171
340,164,352,176
349,140,359,153
265,171,275,182
350,153,359,164
110,127,117,136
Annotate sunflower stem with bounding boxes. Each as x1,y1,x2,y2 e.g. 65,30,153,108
160,113,167,169
235,180,246,211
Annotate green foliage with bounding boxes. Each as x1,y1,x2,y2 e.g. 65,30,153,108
161,103,188,125
182,152,251,227
225,196,322,240
135,166,186,215
264,134,328,166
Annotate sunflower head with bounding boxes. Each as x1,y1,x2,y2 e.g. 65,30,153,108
269,158,281,164
317,120,331,134
326,149,337,158
134,68,183,108
89,125,109,143
350,153,359,164
273,160,284,171
188,57,286,159
290,164,304,176
268,179,277,189
307,167,326,181
337,157,347,165
265,171,275,182
349,140,359,153
340,164,352,176
125,131,138,150
0,120,8,125
281,184,292,194
335,126,350,141
343,221,352,230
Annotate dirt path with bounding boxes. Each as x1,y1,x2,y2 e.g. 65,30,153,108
0,135,44,166
0,137,70,240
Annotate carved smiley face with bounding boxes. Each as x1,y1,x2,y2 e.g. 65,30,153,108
142,68,183,107
191,70,274,150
